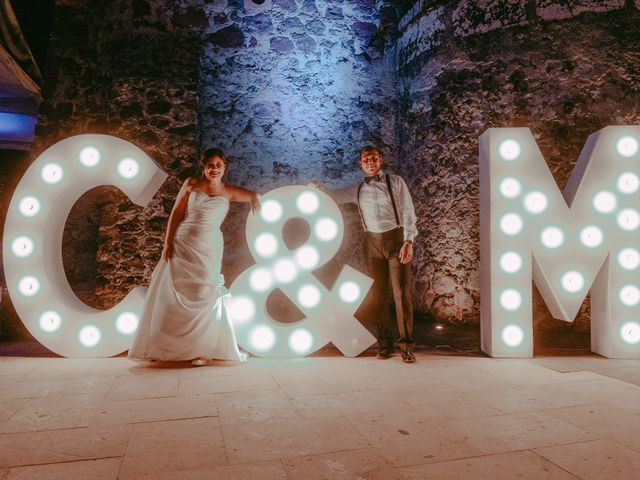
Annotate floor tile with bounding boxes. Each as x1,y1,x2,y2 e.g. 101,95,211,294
179,373,279,396
106,374,179,401
535,439,640,480
283,447,406,480
121,460,289,480
400,450,579,479
0,424,131,468
2,458,121,480
118,418,226,478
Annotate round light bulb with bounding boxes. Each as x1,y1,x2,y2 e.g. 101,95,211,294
593,191,617,213
38,310,62,333
501,325,524,347
289,329,313,354
339,281,361,303
295,245,320,270
18,196,41,217
116,312,139,335
296,191,320,215
254,233,278,257
11,236,35,258
617,248,640,271
230,296,256,324
499,289,522,311
117,158,140,179
41,163,63,184
561,271,585,293
524,191,548,214
619,285,640,306
79,325,101,347
499,213,523,236
297,285,321,309
579,226,603,248
540,226,564,249
499,177,522,198
617,209,640,231
260,199,283,223
273,259,297,283
499,251,523,274
620,322,640,344
315,217,338,241
18,275,40,297
617,172,639,194
499,139,521,161
79,146,101,167
616,135,639,157
250,326,276,351
249,268,273,292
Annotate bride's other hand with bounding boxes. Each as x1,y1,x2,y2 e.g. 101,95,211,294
162,242,174,262
250,192,261,214
308,180,321,189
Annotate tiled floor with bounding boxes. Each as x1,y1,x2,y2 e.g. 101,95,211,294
0,352,639,479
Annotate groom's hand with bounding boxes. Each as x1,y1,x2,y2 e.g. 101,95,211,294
399,241,413,264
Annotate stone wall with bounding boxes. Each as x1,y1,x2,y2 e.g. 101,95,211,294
396,0,640,346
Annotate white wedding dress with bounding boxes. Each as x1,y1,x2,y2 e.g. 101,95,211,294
128,191,246,362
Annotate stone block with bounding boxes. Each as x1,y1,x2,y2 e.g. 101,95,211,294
453,0,530,37
537,0,625,21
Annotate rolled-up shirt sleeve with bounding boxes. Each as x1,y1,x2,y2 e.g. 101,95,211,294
396,176,418,242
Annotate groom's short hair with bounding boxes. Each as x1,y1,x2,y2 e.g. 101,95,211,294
360,145,383,159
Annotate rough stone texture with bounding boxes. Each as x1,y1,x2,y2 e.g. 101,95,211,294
397,5,640,347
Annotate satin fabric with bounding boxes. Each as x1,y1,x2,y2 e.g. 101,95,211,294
128,191,246,362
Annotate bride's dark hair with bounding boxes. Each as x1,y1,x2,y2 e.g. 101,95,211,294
201,148,229,168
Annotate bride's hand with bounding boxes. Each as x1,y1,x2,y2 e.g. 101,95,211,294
162,242,174,262
250,192,261,214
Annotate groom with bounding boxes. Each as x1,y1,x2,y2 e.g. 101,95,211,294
328,146,418,363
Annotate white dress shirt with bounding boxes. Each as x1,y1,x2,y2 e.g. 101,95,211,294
331,170,418,242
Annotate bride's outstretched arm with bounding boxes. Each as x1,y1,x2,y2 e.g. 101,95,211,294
227,185,261,214
162,178,193,261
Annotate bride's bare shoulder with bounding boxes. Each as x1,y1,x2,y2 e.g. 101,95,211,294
184,177,201,192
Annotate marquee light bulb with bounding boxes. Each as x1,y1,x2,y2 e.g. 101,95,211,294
499,139,521,161
499,289,522,311
616,135,639,157
561,271,585,293
230,296,256,324
540,226,564,249
501,325,524,347
619,286,640,306
79,325,101,347
289,329,313,353
39,310,62,333
249,268,273,292
524,191,548,214
117,158,140,179
260,199,283,223
593,191,617,213
296,191,319,215
18,196,41,217
115,312,139,335
11,236,35,258
499,251,523,273
273,259,297,283
617,209,640,231
579,226,603,248
250,326,276,351
618,248,640,270
18,275,40,297
339,281,361,303
41,163,63,184
79,146,101,167
499,177,522,198
255,233,278,257
617,172,639,194
315,217,338,241
499,213,523,235
297,285,321,308
620,322,640,344
294,245,319,270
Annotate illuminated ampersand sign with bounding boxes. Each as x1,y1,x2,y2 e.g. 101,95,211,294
3,134,167,358
228,186,376,357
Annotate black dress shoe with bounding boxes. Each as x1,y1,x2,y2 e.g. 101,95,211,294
401,351,416,364
376,349,392,359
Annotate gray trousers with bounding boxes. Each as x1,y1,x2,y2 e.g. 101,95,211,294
364,227,414,352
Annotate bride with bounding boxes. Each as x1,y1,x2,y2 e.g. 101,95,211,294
128,148,260,365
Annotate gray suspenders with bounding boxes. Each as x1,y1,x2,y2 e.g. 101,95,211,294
356,173,401,231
